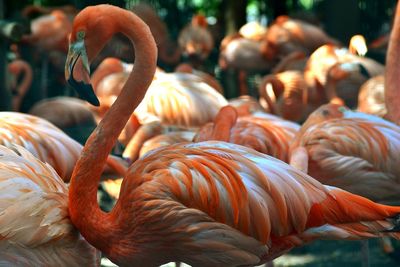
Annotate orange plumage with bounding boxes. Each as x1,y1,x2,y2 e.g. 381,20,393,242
66,5,400,267
0,145,100,266
291,104,400,204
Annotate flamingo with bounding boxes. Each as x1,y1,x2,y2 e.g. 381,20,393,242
195,106,300,163
218,33,274,96
260,16,339,62
8,59,33,111
258,70,310,122
304,44,384,105
66,5,400,266
22,10,72,53
178,14,214,64
134,72,228,128
0,112,126,182
0,145,100,266
290,104,400,204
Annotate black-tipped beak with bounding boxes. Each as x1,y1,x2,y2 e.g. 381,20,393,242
65,40,100,107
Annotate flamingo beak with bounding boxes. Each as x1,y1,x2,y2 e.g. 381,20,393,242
65,38,100,106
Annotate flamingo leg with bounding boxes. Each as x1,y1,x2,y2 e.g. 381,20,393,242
360,240,370,267
239,70,248,96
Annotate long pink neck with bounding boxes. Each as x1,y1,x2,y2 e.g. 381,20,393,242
11,60,32,111
385,1,400,125
68,7,157,253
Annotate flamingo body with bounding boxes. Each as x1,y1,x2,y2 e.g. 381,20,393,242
0,145,100,266
291,104,400,203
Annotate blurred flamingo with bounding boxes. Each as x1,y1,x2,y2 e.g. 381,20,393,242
219,33,274,96
260,16,339,62
178,14,214,66
22,10,72,53
66,5,400,267
357,75,386,117
131,3,181,66
0,145,100,266
8,59,32,111
258,70,310,122
304,44,384,108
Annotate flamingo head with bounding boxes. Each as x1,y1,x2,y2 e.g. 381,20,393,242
65,5,117,106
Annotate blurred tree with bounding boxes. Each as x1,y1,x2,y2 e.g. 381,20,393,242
224,0,248,35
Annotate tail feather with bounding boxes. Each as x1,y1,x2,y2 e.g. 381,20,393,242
306,187,400,229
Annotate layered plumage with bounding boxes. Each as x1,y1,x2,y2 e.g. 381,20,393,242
0,112,126,181
135,72,228,128
66,5,400,267
195,107,300,163
291,104,400,204
0,145,100,266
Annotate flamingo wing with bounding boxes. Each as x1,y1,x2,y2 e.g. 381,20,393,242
0,145,99,266
117,141,400,266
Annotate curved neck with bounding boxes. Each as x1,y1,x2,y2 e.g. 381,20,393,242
122,121,163,162
159,40,181,65
12,61,32,111
259,75,282,114
385,1,400,125
69,8,157,253
211,105,237,142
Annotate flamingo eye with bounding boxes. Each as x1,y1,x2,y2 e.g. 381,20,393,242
77,31,85,40
321,109,330,116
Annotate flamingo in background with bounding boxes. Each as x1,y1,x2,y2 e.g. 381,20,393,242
178,14,214,66
260,16,339,62
134,72,228,128
0,112,126,182
304,44,384,108
66,5,400,266
0,145,100,266
258,70,310,122
131,3,181,66
8,59,33,111
22,10,72,53
195,106,300,163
